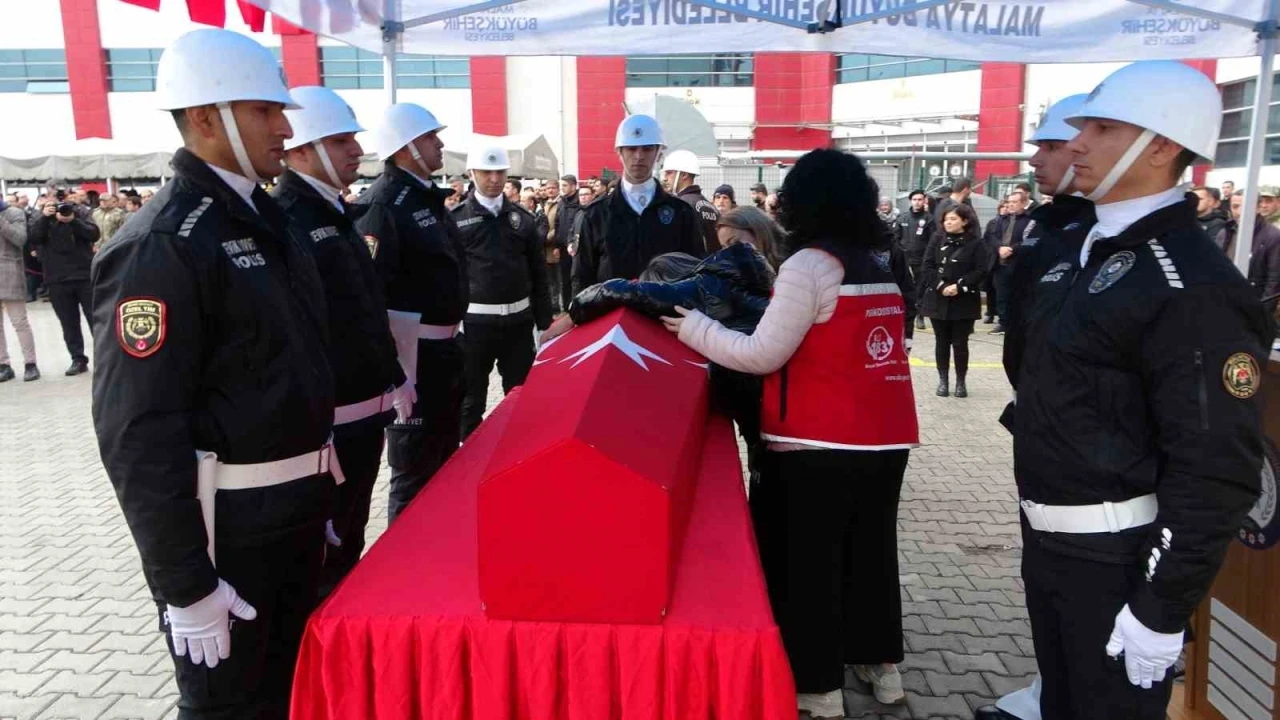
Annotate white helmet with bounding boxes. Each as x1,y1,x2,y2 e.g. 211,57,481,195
1029,94,1088,146
615,114,664,149
661,149,700,175
283,86,363,151
370,103,447,162
467,146,511,171
156,29,296,111
1066,61,1222,162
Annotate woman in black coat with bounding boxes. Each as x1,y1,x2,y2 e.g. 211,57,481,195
921,203,988,398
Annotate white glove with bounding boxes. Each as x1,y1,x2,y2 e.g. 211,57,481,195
324,519,343,547
386,310,421,405
390,380,416,424
1105,604,1183,688
166,579,257,669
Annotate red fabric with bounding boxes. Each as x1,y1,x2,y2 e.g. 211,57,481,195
272,13,308,35
117,0,161,9
291,387,796,719
480,310,709,624
237,0,266,32
763,286,919,449
185,0,226,27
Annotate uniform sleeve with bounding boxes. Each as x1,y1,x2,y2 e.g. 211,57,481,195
682,206,707,259
90,233,218,608
526,221,553,330
1002,241,1043,390
1128,287,1269,633
571,212,599,296
355,203,400,299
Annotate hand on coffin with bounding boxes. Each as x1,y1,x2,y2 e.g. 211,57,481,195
538,314,575,347
661,305,692,334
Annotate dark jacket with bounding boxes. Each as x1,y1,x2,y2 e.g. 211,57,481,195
571,182,706,294
875,222,917,341
675,184,721,255
1011,196,1269,634
91,148,334,607
30,209,99,284
451,193,553,330
551,194,582,250
895,208,936,266
987,210,1033,269
1198,207,1229,243
354,163,467,325
1242,215,1280,311
271,169,405,408
920,232,989,321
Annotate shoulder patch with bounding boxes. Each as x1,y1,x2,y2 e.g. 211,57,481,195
364,235,379,258
116,297,166,358
1147,239,1183,288
1224,352,1261,399
177,197,214,238
394,187,410,207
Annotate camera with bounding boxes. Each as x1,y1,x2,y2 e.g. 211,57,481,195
56,203,75,217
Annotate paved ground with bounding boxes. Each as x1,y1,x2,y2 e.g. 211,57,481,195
0,302,1033,719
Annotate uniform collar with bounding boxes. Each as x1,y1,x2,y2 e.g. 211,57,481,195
400,166,436,191
1082,186,1186,265
621,177,657,214
295,171,345,216
473,190,503,217
205,162,260,215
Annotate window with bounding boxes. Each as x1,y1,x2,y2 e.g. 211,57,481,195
106,49,163,92
1215,74,1280,168
320,47,469,90
625,54,752,88
0,49,68,93
835,54,978,84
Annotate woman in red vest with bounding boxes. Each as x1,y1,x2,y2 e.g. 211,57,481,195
663,149,919,717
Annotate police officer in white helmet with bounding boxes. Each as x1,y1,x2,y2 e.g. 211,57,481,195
354,103,468,523
1011,61,1268,719
452,145,553,438
661,149,720,254
271,86,412,597
91,29,339,717
571,114,705,294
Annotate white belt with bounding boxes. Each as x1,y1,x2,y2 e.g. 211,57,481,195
1020,494,1157,534
467,297,530,316
417,323,459,340
195,440,344,566
334,387,395,425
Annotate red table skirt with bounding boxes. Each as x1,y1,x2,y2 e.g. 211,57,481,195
291,390,796,719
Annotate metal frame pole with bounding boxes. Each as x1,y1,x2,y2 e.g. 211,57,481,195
1234,3,1280,274
382,0,399,105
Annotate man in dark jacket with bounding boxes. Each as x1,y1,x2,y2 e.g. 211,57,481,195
1220,190,1280,311
91,29,338,717
30,193,99,375
355,102,468,524
572,114,705,294
1195,186,1229,241
549,175,582,311
987,190,1033,334
932,176,972,226
452,145,553,438
661,149,720,255
275,86,411,596
896,189,935,330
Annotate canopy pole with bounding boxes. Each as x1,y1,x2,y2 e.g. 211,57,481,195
1234,3,1280,275
383,0,400,106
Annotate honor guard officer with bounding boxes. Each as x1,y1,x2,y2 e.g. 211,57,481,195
571,114,705,294
452,145,553,438
1011,61,1269,720
91,29,338,718
272,87,413,595
355,103,467,523
661,149,720,255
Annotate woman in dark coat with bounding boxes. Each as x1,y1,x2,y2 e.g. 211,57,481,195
921,203,988,398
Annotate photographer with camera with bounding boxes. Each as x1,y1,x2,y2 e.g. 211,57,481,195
30,191,99,376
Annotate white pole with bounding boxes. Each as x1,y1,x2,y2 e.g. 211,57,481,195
383,0,399,106
1235,4,1279,274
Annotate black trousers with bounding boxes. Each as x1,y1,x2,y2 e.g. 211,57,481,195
47,280,91,362
984,271,999,320
386,337,463,523
932,318,974,379
752,449,908,693
160,476,330,720
460,319,535,439
317,415,388,598
993,264,1014,323
559,254,573,310
1023,526,1174,720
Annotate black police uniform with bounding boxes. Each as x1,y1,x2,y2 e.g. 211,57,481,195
354,163,467,523
452,193,553,438
91,148,335,719
1006,195,1268,720
895,207,936,284
271,169,404,595
571,182,705,294
551,193,583,310
675,184,721,255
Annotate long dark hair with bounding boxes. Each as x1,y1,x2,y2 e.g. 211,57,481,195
775,148,881,253
942,203,981,244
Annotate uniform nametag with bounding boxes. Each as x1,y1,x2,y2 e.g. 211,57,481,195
412,208,437,228
309,226,340,243
221,238,266,269
457,217,484,228
116,297,166,359
1039,262,1071,283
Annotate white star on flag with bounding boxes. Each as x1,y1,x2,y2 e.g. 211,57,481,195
559,324,672,370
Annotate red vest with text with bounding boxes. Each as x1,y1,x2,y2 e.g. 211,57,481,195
761,246,919,450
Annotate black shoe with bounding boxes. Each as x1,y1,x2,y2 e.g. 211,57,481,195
974,707,1019,720
936,379,949,397
954,380,968,398
0,364,12,383
914,316,926,330
989,324,1007,335
983,315,995,324
23,364,40,382
65,359,88,376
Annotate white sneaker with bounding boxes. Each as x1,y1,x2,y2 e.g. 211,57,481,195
797,688,845,718
853,663,905,705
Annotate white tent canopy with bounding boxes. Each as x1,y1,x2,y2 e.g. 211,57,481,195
0,138,174,182
251,0,1278,271
355,132,559,179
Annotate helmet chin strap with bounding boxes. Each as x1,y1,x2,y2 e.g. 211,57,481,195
406,140,435,182
217,102,263,186
1053,165,1076,196
312,140,345,191
1085,128,1155,203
